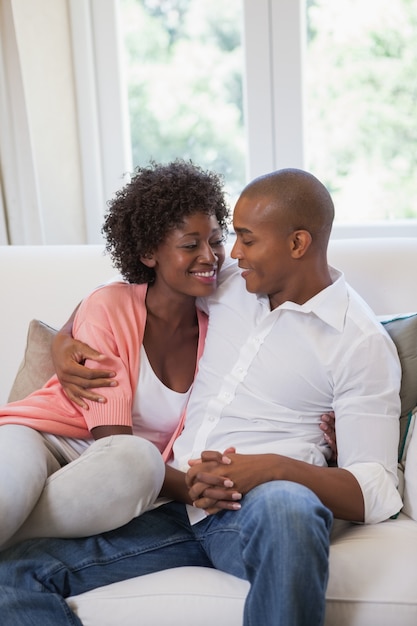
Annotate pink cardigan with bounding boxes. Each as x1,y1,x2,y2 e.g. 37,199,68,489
0,283,208,461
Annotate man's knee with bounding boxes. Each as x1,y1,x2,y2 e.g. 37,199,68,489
244,481,333,533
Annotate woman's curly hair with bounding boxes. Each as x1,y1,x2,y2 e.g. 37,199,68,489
102,160,230,284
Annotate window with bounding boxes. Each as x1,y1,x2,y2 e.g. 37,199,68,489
76,0,417,238
120,0,245,207
305,0,417,223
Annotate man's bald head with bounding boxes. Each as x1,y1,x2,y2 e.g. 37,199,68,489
240,168,334,249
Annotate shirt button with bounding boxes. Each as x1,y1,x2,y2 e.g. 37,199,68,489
208,415,216,422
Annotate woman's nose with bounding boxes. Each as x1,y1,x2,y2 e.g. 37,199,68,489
200,243,217,262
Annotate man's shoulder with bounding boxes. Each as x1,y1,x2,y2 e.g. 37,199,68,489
344,285,401,363
345,284,384,332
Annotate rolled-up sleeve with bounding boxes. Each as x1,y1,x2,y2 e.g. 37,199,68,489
346,462,403,523
334,329,402,523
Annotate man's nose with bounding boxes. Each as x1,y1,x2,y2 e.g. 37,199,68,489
230,239,240,259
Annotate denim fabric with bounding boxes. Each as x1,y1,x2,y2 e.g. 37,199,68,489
0,481,332,626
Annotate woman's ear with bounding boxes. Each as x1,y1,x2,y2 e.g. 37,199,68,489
290,230,312,258
140,253,156,268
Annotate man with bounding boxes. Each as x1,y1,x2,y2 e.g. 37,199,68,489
0,168,402,625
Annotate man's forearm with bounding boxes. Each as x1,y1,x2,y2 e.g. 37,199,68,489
274,457,365,521
187,452,365,522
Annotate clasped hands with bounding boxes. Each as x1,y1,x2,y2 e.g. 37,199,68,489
186,448,277,515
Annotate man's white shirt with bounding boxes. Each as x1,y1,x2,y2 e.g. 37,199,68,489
169,258,403,524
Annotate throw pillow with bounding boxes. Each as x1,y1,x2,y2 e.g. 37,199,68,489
381,313,417,456
8,319,57,403
402,406,417,520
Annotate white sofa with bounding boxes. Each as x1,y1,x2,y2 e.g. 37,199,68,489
1,238,417,626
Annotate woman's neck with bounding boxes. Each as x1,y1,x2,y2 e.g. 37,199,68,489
145,284,197,327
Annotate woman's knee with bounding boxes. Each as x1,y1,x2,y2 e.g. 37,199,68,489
88,435,165,494
92,435,163,466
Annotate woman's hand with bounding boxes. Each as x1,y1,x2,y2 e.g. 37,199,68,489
320,411,337,463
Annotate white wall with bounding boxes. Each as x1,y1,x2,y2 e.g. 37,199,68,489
0,0,85,243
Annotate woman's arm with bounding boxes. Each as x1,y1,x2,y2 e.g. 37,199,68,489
52,305,117,409
160,465,192,504
90,425,133,440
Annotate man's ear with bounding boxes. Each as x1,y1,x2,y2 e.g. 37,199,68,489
140,253,157,268
290,230,312,258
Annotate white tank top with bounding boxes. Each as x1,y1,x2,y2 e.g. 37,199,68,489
131,345,192,452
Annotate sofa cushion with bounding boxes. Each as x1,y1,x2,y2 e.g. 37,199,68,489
325,514,417,626
68,566,249,626
8,319,56,403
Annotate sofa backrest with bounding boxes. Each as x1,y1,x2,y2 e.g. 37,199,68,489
0,245,115,404
1,237,416,405
328,237,417,317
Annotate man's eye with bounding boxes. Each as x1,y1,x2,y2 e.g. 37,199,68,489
242,240,253,246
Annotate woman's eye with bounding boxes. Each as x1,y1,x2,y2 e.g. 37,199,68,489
210,239,224,247
183,243,198,249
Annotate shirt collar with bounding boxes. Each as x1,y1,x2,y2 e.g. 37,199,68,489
261,267,349,332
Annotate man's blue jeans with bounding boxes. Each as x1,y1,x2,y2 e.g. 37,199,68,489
0,481,333,626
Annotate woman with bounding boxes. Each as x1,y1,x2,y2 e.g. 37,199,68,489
0,160,230,549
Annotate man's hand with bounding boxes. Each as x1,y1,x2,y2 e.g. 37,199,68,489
187,448,243,514
51,333,117,409
187,449,279,514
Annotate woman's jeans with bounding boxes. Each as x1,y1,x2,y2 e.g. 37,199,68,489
0,481,333,626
